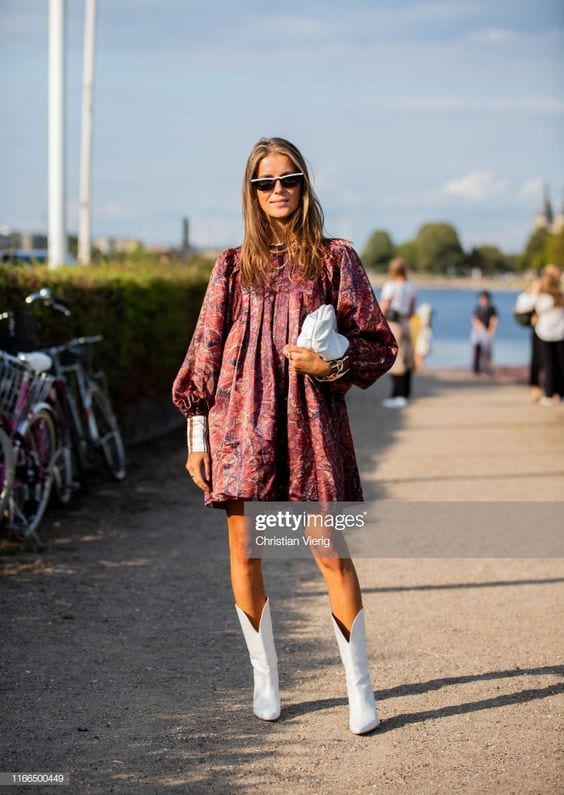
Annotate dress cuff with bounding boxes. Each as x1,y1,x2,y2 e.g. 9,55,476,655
187,415,209,453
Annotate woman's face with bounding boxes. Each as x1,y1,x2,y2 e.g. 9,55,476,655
254,153,302,224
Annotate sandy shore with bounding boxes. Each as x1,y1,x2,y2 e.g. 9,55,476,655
369,272,528,292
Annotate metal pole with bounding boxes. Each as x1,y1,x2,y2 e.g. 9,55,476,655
78,0,97,265
48,0,66,269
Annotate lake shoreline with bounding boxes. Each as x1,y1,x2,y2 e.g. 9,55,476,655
369,272,527,292
422,364,529,384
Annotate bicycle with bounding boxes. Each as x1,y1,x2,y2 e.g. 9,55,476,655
20,287,126,481
0,351,66,545
0,424,14,517
1,293,77,511
42,335,126,481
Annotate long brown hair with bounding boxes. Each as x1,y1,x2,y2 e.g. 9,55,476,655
388,257,408,280
240,137,325,288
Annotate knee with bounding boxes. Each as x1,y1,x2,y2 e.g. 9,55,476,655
227,510,255,566
230,547,261,574
228,532,261,575
315,555,356,579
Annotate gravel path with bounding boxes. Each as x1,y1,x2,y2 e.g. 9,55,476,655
1,370,563,794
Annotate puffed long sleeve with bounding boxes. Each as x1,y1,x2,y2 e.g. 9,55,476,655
172,249,238,418
330,244,398,392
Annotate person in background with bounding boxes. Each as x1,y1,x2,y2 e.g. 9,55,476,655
515,265,564,406
380,257,417,407
412,302,434,372
471,290,498,375
528,308,543,404
515,271,544,402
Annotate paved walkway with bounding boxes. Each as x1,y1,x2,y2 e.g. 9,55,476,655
1,370,563,794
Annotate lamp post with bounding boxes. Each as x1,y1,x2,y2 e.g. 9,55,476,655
78,0,97,265
48,0,67,269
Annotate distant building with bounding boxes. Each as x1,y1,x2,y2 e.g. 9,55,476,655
20,231,48,250
181,217,190,254
0,227,47,250
0,226,146,260
535,184,564,234
92,236,143,255
0,225,19,249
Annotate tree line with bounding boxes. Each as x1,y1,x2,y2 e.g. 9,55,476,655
361,223,564,275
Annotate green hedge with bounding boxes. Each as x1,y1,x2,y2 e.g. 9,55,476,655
0,256,214,421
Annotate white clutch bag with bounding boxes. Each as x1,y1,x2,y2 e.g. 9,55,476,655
296,304,350,361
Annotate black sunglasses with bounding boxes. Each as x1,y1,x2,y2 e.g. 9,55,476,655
250,172,304,192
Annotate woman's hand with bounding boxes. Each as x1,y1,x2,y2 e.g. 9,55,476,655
186,452,211,491
283,344,333,378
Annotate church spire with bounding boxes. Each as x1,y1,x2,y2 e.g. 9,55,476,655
540,183,554,226
534,183,554,230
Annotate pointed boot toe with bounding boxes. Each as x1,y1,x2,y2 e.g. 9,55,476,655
332,608,380,735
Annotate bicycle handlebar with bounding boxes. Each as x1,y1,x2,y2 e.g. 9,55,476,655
0,349,36,373
43,335,103,357
25,287,72,317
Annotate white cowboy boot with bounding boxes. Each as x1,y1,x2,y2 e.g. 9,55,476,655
331,608,380,734
235,597,280,721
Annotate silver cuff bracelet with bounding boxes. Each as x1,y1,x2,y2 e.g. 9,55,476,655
187,415,209,453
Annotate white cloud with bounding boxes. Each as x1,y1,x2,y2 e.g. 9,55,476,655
519,178,544,201
410,2,481,18
378,177,507,211
381,98,564,113
250,14,331,40
379,189,443,211
443,171,508,202
97,202,132,221
470,28,515,44
469,26,564,47
378,173,547,217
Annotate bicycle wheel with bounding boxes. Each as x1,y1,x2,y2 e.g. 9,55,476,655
88,384,126,480
0,426,15,517
9,408,56,544
51,445,74,505
49,382,77,505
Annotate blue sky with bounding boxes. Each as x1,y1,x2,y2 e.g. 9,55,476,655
1,0,563,253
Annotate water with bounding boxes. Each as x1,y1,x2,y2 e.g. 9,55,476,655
374,287,530,369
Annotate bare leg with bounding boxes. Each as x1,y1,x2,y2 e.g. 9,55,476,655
307,518,378,733
312,552,363,640
226,499,266,630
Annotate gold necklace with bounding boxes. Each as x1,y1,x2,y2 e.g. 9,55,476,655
270,242,287,269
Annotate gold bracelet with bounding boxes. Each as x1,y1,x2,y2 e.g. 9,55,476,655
315,355,350,382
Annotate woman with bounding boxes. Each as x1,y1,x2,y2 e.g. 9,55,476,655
412,302,433,372
172,138,397,734
515,265,564,405
379,257,416,407
515,272,545,402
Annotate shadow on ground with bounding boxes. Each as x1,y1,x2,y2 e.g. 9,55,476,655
1,369,561,792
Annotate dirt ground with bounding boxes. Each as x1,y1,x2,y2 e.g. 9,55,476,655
1,370,563,794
